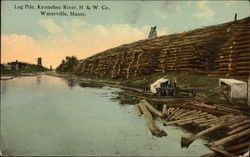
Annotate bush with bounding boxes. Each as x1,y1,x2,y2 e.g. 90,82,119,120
56,56,79,73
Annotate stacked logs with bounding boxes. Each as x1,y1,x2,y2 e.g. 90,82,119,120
135,101,249,156
76,17,250,78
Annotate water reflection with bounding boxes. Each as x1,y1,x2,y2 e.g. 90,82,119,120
36,75,41,85
78,82,103,88
66,79,77,89
1,80,7,95
111,93,141,105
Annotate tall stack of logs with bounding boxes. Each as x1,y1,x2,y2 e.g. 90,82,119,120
76,17,250,79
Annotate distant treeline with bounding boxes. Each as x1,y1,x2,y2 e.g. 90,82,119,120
1,61,49,74
56,56,79,73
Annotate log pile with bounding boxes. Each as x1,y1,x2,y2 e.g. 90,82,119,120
134,100,249,157
76,17,250,79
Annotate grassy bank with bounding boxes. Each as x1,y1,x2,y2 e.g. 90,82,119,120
44,71,225,90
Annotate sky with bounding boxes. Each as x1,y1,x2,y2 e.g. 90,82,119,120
1,0,249,68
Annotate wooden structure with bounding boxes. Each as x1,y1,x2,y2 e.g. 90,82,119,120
148,26,157,39
76,17,250,79
37,57,42,67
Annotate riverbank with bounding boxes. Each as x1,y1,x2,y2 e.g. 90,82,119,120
1,72,38,81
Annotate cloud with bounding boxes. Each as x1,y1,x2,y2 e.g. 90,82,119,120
161,1,181,12
192,1,214,22
39,19,63,34
123,2,143,24
155,11,168,20
1,34,42,64
224,1,236,7
158,1,180,21
2,19,171,68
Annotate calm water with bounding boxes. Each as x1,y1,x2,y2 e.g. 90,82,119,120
0,75,211,156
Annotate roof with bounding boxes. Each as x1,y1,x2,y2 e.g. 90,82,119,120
219,79,247,99
150,78,169,94
219,79,246,85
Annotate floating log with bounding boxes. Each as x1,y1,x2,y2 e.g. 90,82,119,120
162,105,168,116
181,124,226,148
138,103,167,137
199,115,233,127
233,149,249,156
164,116,201,126
181,111,203,119
228,119,250,129
181,117,243,147
209,147,234,157
200,152,216,157
166,107,174,116
194,116,220,124
174,110,197,120
193,118,208,124
143,101,165,118
167,108,180,120
178,113,209,126
225,142,249,152
227,124,250,135
134,104,143,116
169,109,186,120
193,103,217,109
207,129,250,147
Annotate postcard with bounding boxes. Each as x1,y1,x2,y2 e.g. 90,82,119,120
1,0,249,156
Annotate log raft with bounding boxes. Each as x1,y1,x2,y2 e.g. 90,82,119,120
135,101,249,157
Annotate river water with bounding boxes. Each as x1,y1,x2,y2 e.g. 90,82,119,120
0,75,211,156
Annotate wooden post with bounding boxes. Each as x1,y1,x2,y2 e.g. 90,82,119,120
234,13,237,21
